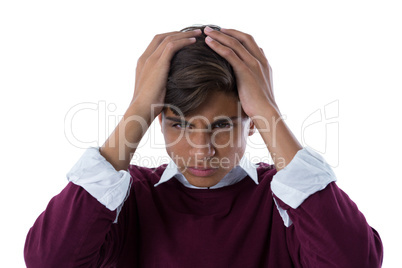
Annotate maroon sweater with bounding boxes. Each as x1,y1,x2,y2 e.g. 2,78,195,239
24,163,383,267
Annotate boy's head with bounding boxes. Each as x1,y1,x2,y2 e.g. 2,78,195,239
164,25,238,116
159,25,255,188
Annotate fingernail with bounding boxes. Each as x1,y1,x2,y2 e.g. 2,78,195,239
205,36,213,42
204,26,213,33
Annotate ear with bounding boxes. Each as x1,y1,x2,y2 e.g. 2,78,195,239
158,112,163,133
248,119,256,136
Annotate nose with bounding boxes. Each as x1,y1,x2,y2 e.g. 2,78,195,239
188,130,216,160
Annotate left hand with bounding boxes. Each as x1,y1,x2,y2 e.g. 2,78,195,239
204,26,279,118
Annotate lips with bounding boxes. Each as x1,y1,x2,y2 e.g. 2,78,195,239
186,167,218,177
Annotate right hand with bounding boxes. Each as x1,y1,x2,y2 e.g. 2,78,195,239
130,29,202,119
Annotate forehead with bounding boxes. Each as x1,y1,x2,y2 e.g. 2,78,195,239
165,91,246,120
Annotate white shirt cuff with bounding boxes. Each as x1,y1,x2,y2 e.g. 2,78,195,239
66,147,131,221
273,198,293,227
271,147,337,210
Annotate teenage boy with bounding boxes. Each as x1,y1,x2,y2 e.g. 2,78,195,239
24,25,383,267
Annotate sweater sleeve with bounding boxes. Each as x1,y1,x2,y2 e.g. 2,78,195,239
24,148,134,267
66,147,131,222
24,183,126,267
271,148,383,267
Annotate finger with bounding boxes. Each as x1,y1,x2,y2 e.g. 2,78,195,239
157,37,199,67
139,31,179,63
204,35,249,74
210,27,267,66
220,28,265,61
137,37,197,85
204,27,260,69
133,36,198,101
135,29,201,88
139,29,202,64
136,31,180,88
146,29,202,60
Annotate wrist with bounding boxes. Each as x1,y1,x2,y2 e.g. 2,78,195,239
245,97,280,118
127,100,159,124
251,108,302,171
251,108,282,134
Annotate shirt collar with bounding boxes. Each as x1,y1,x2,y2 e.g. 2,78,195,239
154,155,259,188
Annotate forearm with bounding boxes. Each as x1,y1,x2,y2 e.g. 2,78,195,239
253,106,302,171
100,102,154,171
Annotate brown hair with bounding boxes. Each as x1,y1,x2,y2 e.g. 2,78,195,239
164,25,237,116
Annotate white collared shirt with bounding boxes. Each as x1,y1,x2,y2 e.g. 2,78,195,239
67,147,336,227
154,155,258,189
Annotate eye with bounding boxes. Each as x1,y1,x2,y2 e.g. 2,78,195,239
172,123,190,129
213,122,233,129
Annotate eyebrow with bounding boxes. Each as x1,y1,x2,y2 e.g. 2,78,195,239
165,116,240,127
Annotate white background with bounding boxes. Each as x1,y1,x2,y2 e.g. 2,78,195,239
1,0,401,267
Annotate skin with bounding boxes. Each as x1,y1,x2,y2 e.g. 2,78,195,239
158,91,254,188
100,26,302,187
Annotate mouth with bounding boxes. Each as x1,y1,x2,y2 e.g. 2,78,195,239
186,166,219,177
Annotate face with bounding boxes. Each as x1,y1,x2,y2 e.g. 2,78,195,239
158,91,255,188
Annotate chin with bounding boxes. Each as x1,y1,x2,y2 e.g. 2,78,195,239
185,174,221,188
